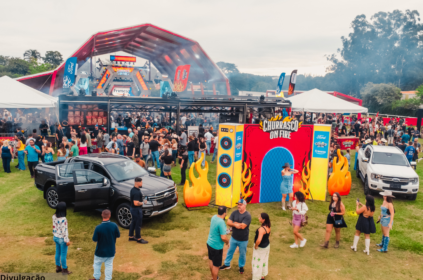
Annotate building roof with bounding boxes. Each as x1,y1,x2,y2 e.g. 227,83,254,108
17,23,228,96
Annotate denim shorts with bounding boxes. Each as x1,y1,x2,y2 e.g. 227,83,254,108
163,164,172,172
381,216,392,227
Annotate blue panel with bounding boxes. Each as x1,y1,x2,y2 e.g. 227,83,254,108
312,131,330,159
235,131,243,162
259,147,294,203
63,57,77,89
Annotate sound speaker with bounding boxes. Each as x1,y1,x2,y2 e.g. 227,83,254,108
215,123,244,207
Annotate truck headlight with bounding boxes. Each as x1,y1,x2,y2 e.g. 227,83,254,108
410,178,419,184
371,173,382,180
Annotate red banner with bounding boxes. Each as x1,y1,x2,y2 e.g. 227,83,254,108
0,137,14,141
336,137,359,150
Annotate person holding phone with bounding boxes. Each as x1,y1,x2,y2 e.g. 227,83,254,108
290,191,308,248
377,191,395,253
321,192,347,248
351,195,376,255
53,202,72,274
280,163,299,210
128,177,148,244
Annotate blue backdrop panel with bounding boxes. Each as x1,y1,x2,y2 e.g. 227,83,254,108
259,147,294,203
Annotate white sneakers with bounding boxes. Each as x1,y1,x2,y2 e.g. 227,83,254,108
290,243,299,248
282,207,286,211
300,239,307,247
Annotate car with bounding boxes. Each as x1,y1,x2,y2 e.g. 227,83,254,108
34,153,178,228
356,145,419,200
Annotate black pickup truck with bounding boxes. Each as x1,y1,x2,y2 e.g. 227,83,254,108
34,153,178,228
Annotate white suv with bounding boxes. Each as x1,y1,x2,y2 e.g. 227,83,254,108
356,145,419,200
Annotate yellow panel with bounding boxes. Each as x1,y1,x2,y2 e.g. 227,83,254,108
231,125,244,207
309,125,331,201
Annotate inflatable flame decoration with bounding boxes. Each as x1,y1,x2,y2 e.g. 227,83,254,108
328,149,352,196
241,162,254,202
173,81,185,92
299,159,312,199
183,153,212,208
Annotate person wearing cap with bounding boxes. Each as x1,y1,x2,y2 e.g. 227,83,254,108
128,177,148,244
207,207,229,280
280,163,299,211
377,191,395,253
220,199,251,274
351,195,376,255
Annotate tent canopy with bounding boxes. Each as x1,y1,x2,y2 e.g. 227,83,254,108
0,76,58,108
285,88,368,113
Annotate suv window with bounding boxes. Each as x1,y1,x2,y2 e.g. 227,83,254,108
364,148,372,159
58,163,84,178
92,164,110,179
74,170,104,185
74,160,91,169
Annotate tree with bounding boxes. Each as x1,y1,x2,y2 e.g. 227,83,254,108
6,58,31,76
29,62,55,74
0,55,10,66
23,49,41,62
361,83,402,113
251,81,273,92
43,51,63,67
216,62,240,76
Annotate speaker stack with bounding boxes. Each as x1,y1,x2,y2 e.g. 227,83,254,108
215,123,244,208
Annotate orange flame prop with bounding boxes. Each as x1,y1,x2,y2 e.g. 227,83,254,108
183,153,212,207
328,149,352,196
299,159,311,199
174,81,185,92
241,162,253,201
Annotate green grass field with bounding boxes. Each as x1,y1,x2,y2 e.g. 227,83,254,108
0,148,423,280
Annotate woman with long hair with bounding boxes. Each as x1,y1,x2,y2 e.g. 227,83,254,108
252,213,271,280
109,143,117,154
198,137,207,167
321,192,347,248
15,135,26,171
351,195,376,255
57,143,67,161
53,202,72,275
0,140,13,173
160,149,174,180
187,135,196,166
171,139,178,164
377,191,395,253
280,163,299,210
44,142,55,163
290,191,308,248
79,134,87,155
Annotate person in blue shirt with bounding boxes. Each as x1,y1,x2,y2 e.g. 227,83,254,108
92,210,120,280
404,141,416,163
116,135,124,156
207,206,229,280
24,139,41,178
401,132,410,143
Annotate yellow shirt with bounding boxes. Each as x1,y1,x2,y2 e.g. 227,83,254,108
17,140,25,151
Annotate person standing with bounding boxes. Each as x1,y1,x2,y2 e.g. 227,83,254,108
116,135,124,156
56,125,64,148
211,132,218,163
53,202,72,275
179,147,188,185
40,119,49,137
187,135,196,165
96,130,104,153
140,138,150,163
351,195,376,255
128,177,148,244
377,191,395,253
252,213,271,280
103,130,110,152
160,149,174,180
125,137,135,159
57,143,67,161
290,191,308,248
44,142,55,163
91,210,120,280
204,130,213,155
70,140,79,157
280,163,299,210
85,129,92,154
404,141,416,163
149,135,161,169
207,206,229,280
179,129,187,148
16,135,26,171
321,192,347,248
198,137,207,167
24,139,41,178
220,199,251,274
79,134,88,155
1,140,13,173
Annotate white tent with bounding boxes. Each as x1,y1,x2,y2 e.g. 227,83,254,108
285,88,368,113
0,76,57,108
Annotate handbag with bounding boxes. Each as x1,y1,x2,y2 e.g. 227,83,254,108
301,204,308,227
332,212,343,226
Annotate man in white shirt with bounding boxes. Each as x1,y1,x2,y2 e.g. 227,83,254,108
211,133,218,163
181,114,187,128
204,130,213,155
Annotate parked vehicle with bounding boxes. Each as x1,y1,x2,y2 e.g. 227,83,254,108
34,153,178,228
356,145,419,200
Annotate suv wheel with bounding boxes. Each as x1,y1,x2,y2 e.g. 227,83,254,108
116,202,132,229
364,178,370,195
355,162,360,178
409,194,417,201
46,186,59,208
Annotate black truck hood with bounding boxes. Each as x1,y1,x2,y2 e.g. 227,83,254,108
114,175,175,196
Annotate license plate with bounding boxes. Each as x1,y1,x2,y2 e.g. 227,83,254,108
390,184,402,190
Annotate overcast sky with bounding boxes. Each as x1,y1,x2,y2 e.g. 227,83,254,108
1,0,422,76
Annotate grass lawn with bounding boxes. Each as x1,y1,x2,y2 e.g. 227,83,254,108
0,147,423,280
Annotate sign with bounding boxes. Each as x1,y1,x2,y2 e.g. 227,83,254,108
287,69,297,95
312,131,330,158
112,87,132,96
275,72,285,97
260,116,301,139
110,55,136,62
187,126,199,138
63,57,77,89
336,137,359,150
235,131,243,162
173,65,191,92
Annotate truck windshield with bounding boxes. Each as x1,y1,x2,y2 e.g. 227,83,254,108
372,152,409,166
105,161,148,181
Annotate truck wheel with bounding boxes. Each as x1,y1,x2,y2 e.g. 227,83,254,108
355,162,360,178
116,202,132,229
46,186,59,209
364,178,370,195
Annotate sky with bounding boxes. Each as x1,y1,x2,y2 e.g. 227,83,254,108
1,0,422,77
